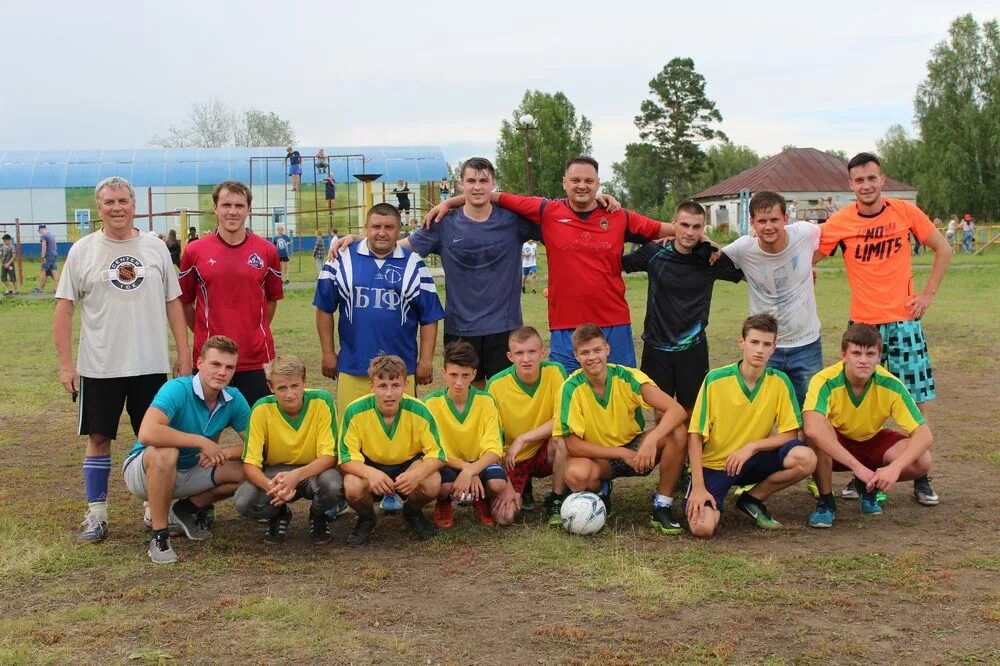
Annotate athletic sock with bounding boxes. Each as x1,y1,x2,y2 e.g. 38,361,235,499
87,501,108,523
653,493,673,509
83,454,112,511
819,492,836,508
598,480,611,497
173,497,199,513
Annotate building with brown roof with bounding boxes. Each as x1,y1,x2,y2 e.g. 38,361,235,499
692,147,917,230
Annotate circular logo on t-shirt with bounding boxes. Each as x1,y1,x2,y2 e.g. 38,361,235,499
109,255,144,291
383,267,402,285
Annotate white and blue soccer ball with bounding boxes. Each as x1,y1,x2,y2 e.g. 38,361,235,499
560,491,607,535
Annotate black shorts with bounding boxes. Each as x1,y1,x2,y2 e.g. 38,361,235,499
78,373,167,439
444,331,513,382
640,340,709,409
398,203,411,212
368,456,422,499
1,267,15,282
607,435,657,480
230,369,271,408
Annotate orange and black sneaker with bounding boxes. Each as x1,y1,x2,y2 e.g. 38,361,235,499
473,498,496,526
433,499,455,529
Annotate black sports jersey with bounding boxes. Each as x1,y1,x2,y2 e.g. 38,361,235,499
622,241,743,351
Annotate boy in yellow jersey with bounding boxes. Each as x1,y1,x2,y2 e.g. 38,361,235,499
556,324,688,533
687,315,816,538
235,356,342,545
803,324,933,528
339,354,445,545
487,326,569,526
424,341,507,529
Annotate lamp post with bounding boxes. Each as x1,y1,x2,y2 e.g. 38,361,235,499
517,113,538,195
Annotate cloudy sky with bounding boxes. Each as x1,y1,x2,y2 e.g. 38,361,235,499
1,1,996,171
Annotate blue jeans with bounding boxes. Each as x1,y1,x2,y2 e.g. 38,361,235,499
962,231,974,254
550,324,637,373
767,337,823,408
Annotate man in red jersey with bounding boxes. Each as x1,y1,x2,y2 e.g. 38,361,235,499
426,156,678,372
179,180,283,407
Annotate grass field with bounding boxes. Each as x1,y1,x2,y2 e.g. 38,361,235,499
1,250,998,665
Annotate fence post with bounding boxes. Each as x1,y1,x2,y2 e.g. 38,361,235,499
148,187,154,232
14,218,23,289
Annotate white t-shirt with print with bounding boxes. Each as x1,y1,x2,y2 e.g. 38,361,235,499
521,241,537,268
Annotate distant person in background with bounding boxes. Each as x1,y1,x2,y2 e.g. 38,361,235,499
439,178,450,203
787,200,798,222
945,216,957,251
315,148,328,175
287,147,302,191
273,225,292,285
165,229,181,268
393,180,411,220
2,233,18,295
521,239,538,294
961,214,975,254
313,229,326,274
324,174,337,215
34,223,59,293
187,226,199,243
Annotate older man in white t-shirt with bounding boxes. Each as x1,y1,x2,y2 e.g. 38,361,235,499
722,191,822,408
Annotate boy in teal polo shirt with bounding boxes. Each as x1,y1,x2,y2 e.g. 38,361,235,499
123,336,250,564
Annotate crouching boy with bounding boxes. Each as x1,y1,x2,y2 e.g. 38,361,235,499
686,315,816,538
425,341,508,528
234,355,343,544
339,354,446,545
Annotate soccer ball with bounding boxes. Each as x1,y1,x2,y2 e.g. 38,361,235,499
560,492,606,535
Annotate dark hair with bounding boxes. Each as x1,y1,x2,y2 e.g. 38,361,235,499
212,180,253,206
508,325,542,347
460,157,496,181
201,335,239,358
841,323,882,352
675,201,706,218
847,152,881,174
1,234,11,241
443,340,479,369
571,323,606,350
366,203,401,225
749,191,786,218
741,313,778,338
564,155,599,174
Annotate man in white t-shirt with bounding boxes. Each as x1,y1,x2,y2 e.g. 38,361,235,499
521,239,538,294
722,191,822,408
54,176,191,544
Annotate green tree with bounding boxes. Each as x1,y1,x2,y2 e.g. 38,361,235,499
692,142,761,192
152,98,296,148
635,58,728,199
233,110,296,147
495,91,593,197
876,124,925,194
825,149,848,160
914,14,1000,219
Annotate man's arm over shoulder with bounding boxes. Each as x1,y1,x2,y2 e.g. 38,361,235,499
497,192,547,224
621,241,658,274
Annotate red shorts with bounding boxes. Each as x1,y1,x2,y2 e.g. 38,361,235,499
507,439,553,494
833,429,906,472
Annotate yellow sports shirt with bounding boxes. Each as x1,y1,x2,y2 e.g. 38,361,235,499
423,388,503,464
553,365,652,448
339,394,445,466
487,361,567,463
242,389,337,468
690,363,802,470
803,361,924,441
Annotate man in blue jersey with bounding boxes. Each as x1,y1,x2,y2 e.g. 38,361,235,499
123,335,249,564
314,202,445,420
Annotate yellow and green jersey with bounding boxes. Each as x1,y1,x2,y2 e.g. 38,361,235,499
423,387,503,464
690,363,802,470
242,389,337,468
487,361,567,463
803,361,924,441
339,394,445,466
553,364,653,448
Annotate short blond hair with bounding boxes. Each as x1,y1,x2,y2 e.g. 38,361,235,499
264,355,306,382
368,354,407,380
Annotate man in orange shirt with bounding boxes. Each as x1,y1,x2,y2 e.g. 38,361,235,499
815,152,951,506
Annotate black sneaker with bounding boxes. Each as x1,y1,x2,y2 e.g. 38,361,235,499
402,506,438,540
650,505,682,535
263,505,292,544
346,512,377,546
309,511,332,545
543,492,565,526
521,478,536,511
913,475,940,506
196,504,215,530
599,480,613,517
